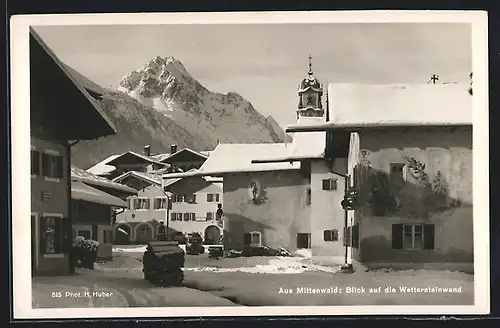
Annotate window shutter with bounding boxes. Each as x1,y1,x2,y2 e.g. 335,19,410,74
145,199,150,209
133,198,139,209
331,179,338,190
392,224,404,249
153,199,159,209
243,233,252,246
323,230,331,242
39,217,46,254
61,218,71,253
322,179,330,190
352,224,360,249
332,229,339,241
56,156,64,178
41,153,49,176
423,224,435,250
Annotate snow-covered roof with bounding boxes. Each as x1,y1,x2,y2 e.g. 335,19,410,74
72,181,128,208
161,143,300,179
287,83,473,133
107,151,168,167
112,170,163,186
71,166,137,194
289,117,326,159
86,154,120,176
151,149,212,163
252,117,326,164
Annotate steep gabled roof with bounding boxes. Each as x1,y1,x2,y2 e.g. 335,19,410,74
106,151,168,167
86,154,120,176
112,170,182,189
160,148,209,163
161,143,300,179
71,166,137,194
30,27,116,140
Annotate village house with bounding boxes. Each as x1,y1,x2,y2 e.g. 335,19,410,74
110,170,223,244
30,27,116,276
286,82,473,270
85,149,169,180
161,59,348,258
86,144,210,179
70,166,138,260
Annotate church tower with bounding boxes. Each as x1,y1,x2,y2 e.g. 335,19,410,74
297,55,324,120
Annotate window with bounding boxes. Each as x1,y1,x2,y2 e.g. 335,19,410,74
138,226,150,235
323,229,339,242
42,152,64,180
297,233,311,249
126,198,132,210
207,193,220,202
40,216,65,255
206,212,214,220
134,198,150,210
102,230,113,244
322,178,338,191
185,194,197,204
31,150,40,176
243,231,262,246
306,188,312,205
392,224,435,250
171,212,182,221
154,197,168,210
172,194,184,203
390,163,406,188
183,212,195,221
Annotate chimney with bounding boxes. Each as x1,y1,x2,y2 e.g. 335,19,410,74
170,144,178,154
144,145,151,157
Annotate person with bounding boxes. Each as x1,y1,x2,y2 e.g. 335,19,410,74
216,203,224,226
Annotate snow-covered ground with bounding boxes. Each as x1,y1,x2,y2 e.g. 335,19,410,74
111,245,337,275
183,257,339,275
112,244,219,253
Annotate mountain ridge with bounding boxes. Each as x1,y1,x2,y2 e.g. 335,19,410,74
70,56,290,169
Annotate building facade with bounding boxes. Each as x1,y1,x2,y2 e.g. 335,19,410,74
287,82,474,269
70,166,137,259
30,28,116,276
162,58,347,257
349,126,473,265
112,171,223,244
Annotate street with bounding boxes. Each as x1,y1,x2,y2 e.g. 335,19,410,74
32,246,475,308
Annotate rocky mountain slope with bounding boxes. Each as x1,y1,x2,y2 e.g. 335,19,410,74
70,56,290,169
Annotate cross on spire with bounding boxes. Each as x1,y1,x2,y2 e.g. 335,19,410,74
430,74,439,84
308,55,313,75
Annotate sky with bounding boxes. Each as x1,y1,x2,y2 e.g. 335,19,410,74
34,23,472,128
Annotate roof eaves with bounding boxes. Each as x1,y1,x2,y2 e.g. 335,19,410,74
29,27,117,136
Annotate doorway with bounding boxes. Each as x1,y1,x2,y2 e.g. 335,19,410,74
297,233,311,249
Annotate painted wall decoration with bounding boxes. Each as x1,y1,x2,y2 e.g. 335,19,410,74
248,180,268,205
358,155,462,218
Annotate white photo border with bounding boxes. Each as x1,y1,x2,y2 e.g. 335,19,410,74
10,10,490,319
